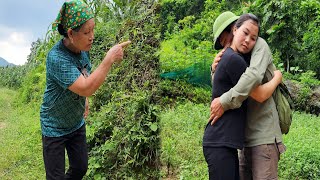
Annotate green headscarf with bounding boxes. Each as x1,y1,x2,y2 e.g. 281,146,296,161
52,0,94,32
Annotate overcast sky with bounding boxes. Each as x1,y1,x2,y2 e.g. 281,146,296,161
0,0,65,65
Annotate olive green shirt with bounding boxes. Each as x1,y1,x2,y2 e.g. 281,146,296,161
218,37,283,147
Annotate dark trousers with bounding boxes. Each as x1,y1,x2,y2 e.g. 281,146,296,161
42,124,88,180
203,146,240,180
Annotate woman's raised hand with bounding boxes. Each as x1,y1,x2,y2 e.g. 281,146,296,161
105,41,131,64
211,48,226,71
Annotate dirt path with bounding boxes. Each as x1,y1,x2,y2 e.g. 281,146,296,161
0,88,15,126
0,87,16,142
0,88,44,179
0,122,5,129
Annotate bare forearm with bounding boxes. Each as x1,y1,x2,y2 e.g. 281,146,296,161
69,57,114,97
220,66,261,110
69,41,130,97
250,78,279,103
250,70,282,102
84,59,113,96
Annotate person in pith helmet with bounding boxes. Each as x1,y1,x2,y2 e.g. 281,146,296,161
203,12,283,180
212,11,240,50
208,11,286,180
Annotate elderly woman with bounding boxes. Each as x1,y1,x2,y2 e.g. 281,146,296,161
40,0,130,179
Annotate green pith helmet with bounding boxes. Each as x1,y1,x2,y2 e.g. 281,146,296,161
213,11,239,50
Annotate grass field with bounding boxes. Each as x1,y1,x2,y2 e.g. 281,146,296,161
1,88,319,179
160,101,320,180
0,88,44,179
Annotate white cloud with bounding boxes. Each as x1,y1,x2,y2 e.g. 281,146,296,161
0,0,66,65
0,41,30,65
10,32,29,45
0,26,33,65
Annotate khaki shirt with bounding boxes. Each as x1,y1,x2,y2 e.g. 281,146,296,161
217,37,283,147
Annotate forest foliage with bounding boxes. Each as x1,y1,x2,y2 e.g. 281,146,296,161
0,0,319,179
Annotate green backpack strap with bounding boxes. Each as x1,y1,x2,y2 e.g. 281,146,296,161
275,83,294,134
278,82,294,109
265,64,294,134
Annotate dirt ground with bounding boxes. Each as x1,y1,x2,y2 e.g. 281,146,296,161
0,122,5,129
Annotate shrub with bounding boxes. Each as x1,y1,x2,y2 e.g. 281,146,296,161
279,112,320,179
86,2,163,179
86,91,160,179
284,70,320,115
0,65,33,89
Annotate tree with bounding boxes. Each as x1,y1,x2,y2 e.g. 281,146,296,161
27,39,42,64
248,0,319,74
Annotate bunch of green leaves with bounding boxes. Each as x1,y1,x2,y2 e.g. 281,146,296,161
295,71,320,113
159,0,246,86
0,65,30,89
302,11,320,78
284,70,320,113
85,2,163,179
17,34,61,104
248,0,320,77
160,0,205,37
158,14,215,86
86,90,160,179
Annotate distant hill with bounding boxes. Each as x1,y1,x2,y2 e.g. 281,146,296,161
0,57,15,67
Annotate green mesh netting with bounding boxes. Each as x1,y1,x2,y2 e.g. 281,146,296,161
160,62,212,86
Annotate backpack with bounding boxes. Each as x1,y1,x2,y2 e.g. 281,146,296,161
273,82,294,134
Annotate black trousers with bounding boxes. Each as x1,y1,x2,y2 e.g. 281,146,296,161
203,146,239,180
42,124,88,180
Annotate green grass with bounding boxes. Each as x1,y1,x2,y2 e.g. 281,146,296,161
0,88,44,179
1,88,320,179
160,102,209,179
279,112,320,179
160,101,320,180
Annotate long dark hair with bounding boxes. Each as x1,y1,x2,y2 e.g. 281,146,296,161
235,13,260,34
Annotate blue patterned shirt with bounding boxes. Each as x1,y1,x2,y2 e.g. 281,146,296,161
40,39,91,137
